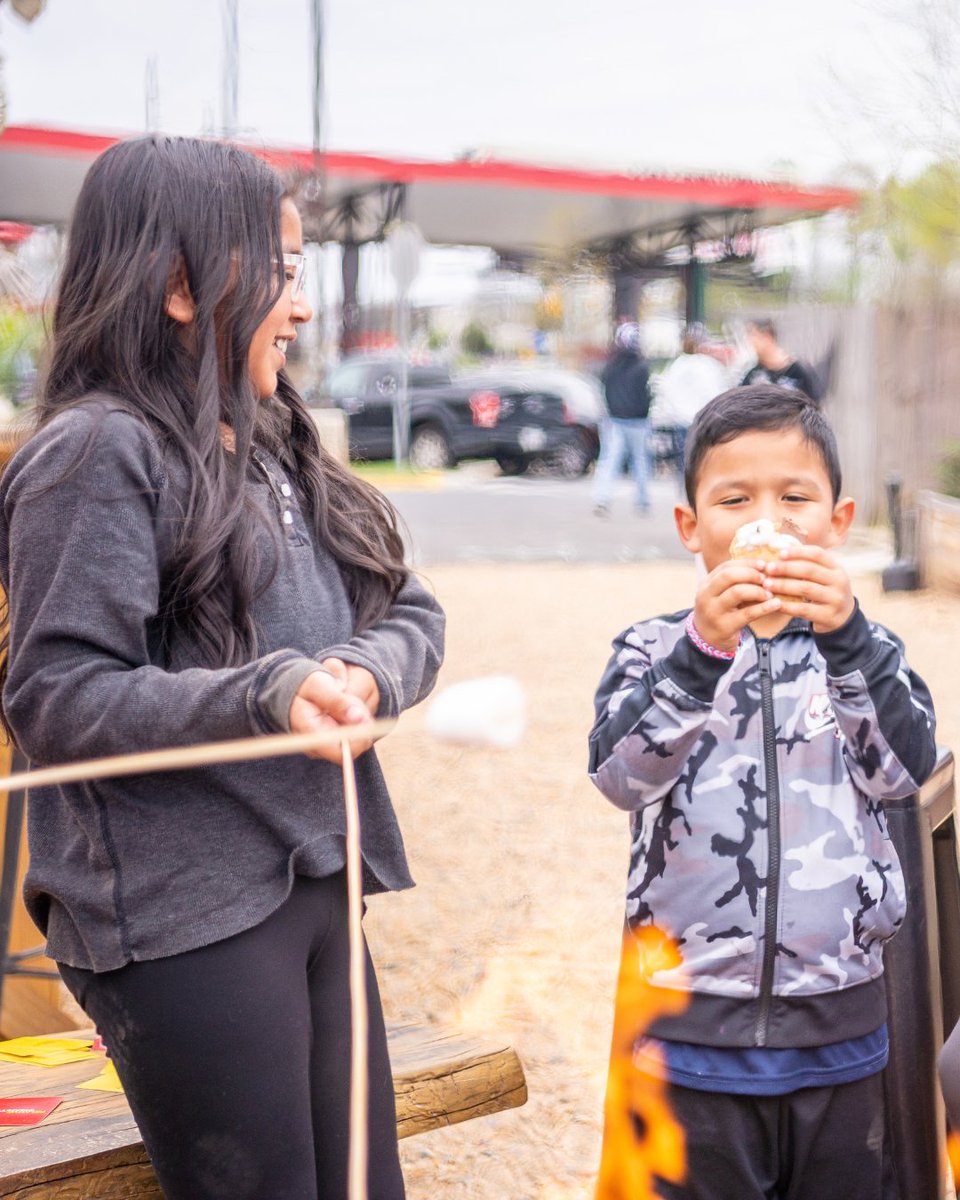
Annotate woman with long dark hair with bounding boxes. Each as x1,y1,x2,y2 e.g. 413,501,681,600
0,136,444,1199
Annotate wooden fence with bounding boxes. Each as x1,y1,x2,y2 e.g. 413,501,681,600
762,300,960,524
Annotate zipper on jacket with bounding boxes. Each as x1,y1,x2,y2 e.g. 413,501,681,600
755,637,781,1047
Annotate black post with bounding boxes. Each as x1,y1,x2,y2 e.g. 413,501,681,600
340,240,361,355
612,267,641,328
883,747,958,1200
0,749,57,1030
683,258,705,326
0,782,25,1021
882,471,921,592
887,472,904,560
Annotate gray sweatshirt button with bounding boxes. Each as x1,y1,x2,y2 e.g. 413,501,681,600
280,483,292,497
282,510,293,525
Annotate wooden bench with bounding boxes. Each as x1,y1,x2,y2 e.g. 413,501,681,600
0,1026,527,1197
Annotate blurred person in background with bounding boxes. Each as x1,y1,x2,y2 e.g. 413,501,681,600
593,322,653,517
740,318,824,403
652,324,728,482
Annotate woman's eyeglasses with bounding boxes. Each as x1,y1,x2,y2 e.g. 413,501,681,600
282,253,307,301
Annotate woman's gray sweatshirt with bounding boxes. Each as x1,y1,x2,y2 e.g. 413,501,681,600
0,400,445,971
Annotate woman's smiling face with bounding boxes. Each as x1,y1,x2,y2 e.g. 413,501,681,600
248,198,313,400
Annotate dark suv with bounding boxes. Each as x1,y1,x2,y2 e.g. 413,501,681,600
318,356,600,477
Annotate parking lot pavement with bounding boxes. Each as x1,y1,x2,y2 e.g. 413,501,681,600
384,466,894,572
387,472,693,566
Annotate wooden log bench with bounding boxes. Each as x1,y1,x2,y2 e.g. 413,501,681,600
0,1026,527,1197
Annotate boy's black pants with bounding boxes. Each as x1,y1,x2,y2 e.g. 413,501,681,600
654,1073,899,1200
60,872,405,1200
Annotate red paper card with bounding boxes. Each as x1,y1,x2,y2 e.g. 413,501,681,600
0,1096,62,1125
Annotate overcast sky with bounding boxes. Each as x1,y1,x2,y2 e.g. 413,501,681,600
0,0,929,183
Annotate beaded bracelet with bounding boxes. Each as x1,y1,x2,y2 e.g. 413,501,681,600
684,612,740,661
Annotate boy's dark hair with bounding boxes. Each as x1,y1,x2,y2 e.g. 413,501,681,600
684,385,842,507
748,317,777,340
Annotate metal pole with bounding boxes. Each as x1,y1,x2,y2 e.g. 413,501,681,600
310,0,324,161
386,222,423,467
302,0,326,368
221,0,239,139
394,299,410,468
145,56,159,133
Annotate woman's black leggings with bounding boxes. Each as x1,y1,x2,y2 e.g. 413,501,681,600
60,872,405,1200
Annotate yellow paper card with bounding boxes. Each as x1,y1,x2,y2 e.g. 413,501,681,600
0,1037,96,1067
76,1060,124,1093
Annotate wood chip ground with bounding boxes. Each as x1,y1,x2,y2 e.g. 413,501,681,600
369,561,960,1200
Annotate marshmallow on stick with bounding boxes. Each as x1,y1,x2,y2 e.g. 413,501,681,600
425,675,527,749
729,518,806,563
0,679,530,797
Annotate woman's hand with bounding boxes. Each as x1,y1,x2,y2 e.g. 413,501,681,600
288,669,373,762
321,658,381,720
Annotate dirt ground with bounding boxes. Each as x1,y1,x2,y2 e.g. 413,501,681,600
364,559,960,1200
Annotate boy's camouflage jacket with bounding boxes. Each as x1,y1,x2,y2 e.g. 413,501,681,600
589,604,937,1049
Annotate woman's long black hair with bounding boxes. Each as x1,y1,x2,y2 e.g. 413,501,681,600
26,135,406,673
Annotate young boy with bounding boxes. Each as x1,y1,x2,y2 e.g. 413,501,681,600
588,385,937,1199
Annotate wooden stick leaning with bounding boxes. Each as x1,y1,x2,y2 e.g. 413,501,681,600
341,734,369,1200
0,677,527,1199
0,718,386,1200
0,717,397,794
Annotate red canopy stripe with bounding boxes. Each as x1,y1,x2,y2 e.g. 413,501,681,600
0,125,858,213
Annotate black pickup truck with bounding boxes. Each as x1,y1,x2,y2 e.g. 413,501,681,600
317,356,600,477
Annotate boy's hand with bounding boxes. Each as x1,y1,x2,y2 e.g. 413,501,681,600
763,545,855,633
693,561,781,653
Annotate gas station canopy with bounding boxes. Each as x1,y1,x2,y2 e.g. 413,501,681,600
0,125,858,261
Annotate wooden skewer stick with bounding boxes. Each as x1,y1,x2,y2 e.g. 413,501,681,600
0,675,525,1200
0,718,388,1200
0,718,397,794
341,733,369,1200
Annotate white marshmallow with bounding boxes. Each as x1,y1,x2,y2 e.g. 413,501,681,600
425,676,527,749
731,518,802,553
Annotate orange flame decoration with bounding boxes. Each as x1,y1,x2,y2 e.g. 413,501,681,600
595,926,689,1200
948,1131,960,1189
